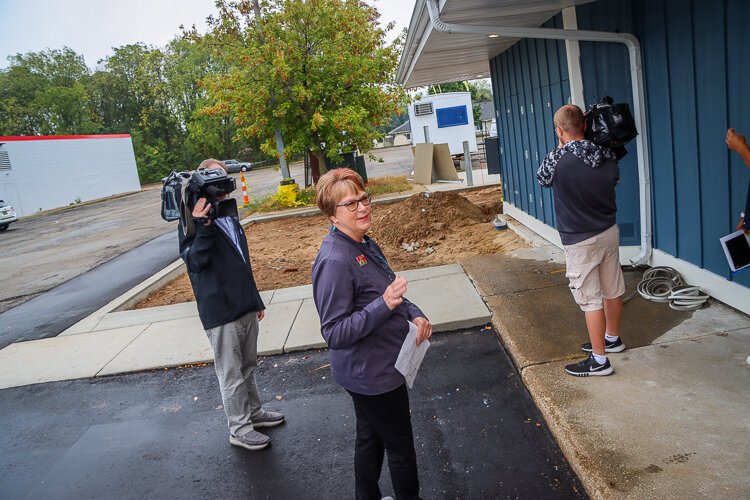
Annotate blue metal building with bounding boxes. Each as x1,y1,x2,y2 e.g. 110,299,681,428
398,0,750,314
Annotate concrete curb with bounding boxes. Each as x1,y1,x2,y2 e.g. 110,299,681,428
1,264,492,389
60,259,186,336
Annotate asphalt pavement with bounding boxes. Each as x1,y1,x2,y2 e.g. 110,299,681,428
0,231,178,349
0,327,586,500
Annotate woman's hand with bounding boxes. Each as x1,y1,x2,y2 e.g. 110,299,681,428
413,316,432,346
383,276,407,310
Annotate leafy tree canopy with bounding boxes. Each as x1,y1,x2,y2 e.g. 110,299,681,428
196,0,406,170
0,43,268,183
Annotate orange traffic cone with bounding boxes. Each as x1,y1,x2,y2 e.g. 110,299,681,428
240,171,250,206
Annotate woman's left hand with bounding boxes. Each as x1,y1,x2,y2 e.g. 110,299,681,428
413,316,432,346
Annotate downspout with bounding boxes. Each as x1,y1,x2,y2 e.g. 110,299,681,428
424,0,652,265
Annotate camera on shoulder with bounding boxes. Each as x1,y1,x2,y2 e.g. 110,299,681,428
189,168,238,220
584,96,638,160
160,167,239,236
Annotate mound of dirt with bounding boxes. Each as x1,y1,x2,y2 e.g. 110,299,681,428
133,186,524,310
371,190,500,245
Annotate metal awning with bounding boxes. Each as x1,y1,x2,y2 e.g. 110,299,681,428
397,0,596,88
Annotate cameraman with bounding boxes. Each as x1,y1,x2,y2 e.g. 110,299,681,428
536,105,625,378
179,158,284,451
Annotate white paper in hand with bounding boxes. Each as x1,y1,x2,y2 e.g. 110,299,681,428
395,321,430,389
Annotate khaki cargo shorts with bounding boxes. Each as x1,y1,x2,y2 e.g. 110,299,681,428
563,224,625,312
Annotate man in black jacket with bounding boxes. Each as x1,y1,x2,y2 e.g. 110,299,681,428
179,158,284,451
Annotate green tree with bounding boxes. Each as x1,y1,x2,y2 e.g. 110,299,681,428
198,0,406,173
163,37,263,166
0,47,99,135
96,44,185,181
0,40,272,184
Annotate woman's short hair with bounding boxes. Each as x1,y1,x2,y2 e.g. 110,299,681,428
316,168,366,217
198,158,226,171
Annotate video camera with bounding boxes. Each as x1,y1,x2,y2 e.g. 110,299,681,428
161,167,238,236
186,168,238,220
584,96,638,160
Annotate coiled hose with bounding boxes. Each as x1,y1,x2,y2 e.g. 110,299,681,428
624,266,709,311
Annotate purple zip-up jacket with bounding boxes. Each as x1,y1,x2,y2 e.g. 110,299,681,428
312,229,426,395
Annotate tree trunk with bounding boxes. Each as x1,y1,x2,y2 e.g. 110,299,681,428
309,151,320,184
315,151,328,176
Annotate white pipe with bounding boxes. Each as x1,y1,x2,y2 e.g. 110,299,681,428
562,7,585,108
424,0,652,265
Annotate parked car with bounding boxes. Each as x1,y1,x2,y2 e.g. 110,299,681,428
221,159,252,173
0,200,18,231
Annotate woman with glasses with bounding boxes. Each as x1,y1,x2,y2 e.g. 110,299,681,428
312,168,432,500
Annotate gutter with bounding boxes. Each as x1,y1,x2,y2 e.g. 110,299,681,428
423,0,652,265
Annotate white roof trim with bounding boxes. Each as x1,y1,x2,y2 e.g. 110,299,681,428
397,0,596,89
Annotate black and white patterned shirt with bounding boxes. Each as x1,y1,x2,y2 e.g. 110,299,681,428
536,140,620,245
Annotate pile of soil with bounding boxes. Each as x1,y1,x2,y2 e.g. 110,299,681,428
372,190,501,245
134,186,524,309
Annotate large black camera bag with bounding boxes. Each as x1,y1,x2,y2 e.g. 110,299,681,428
584,96,638,155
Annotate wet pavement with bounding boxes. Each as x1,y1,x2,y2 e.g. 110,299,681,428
1,328,586,499
0,231,178,349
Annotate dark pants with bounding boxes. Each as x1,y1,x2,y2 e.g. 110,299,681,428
347,384,420,500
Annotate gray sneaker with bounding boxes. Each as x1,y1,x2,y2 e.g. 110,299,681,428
229,429,270,451
251,410,285,428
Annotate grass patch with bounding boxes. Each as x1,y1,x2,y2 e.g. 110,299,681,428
366,175,412,197
239,175,412,217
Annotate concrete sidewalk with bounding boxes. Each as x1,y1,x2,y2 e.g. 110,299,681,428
461,223,750,499
0,263,491,390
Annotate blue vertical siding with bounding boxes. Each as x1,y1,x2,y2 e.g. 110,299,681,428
694,1,729,273
638,1,677,256
577,0,750,284
490,17,571,231
576,3,640,245
490,0,750,286
490,14,635,243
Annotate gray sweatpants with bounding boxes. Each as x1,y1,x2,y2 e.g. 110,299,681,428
205,310,263,437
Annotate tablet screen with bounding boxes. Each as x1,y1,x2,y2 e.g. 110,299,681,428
721,231,750,272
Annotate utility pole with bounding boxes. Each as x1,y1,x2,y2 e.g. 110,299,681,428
252,0,291,180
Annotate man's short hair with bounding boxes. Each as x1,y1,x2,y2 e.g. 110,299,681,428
554,105,585,134
198,158,226,172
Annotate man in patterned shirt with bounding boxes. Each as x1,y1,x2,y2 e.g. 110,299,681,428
537,104,625,377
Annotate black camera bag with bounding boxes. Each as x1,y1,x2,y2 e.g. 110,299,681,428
584,96,638,159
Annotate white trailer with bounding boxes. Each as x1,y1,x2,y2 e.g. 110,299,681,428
408,92,477,155
0,134,141,217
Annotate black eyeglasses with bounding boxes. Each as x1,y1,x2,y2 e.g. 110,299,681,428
336,194,371,212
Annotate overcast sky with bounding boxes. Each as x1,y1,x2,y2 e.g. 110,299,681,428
0,0,416,69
